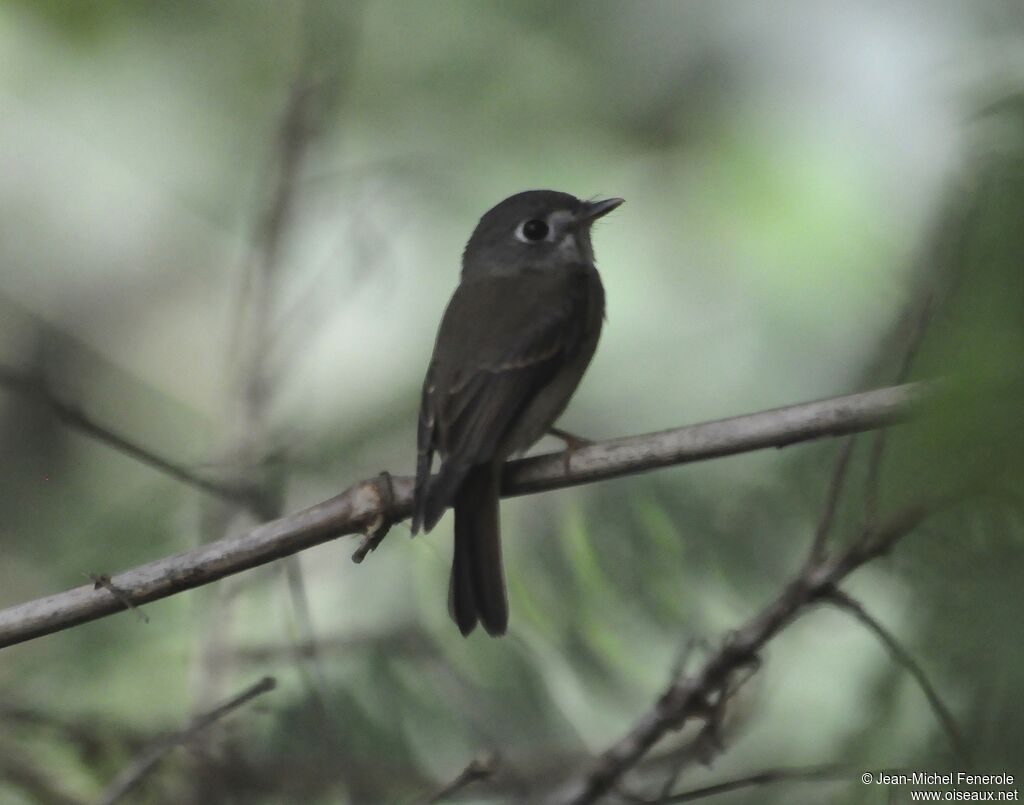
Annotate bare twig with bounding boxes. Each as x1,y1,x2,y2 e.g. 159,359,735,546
640,763,852,803
84,574,149,624
864,293,934,525
827,589,969,765
281,557,330,710
0,383,927,650
229,1,362,418
0,365,255,507
416,753,500,805
195,0,362,723
96,676,276,805
806,435,857,564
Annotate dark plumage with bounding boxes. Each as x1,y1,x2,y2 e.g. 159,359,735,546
412,190,622,636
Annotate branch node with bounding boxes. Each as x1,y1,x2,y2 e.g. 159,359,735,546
418,751,500,804
719,630,760,670
351,471,396,564
85,573,149,624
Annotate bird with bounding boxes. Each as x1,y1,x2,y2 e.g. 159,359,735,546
411,189,623,636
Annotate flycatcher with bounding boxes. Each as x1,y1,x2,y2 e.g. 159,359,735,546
412,190,622,636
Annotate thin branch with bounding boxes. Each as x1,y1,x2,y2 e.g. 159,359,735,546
652,651,713,800
96,676,276,805
0,382,927,649
282,557,330,710
827,589,969,765
191,0,354,726
416,753,500,805
0,365,255,507
84,574,149,624
864,292,934,524
806,435,856,564
656,637,748,800
639,763,852,804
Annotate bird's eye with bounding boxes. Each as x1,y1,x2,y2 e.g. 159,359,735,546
519,219,550,242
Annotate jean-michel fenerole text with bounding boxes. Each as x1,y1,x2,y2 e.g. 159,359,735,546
874,773,1015,787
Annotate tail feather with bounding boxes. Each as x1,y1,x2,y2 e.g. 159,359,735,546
448,524,478,635
418,461,469,534
449,466,508,636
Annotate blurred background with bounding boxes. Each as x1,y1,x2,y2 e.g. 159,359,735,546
1,1,1023,803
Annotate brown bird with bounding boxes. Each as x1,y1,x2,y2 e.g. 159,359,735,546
412,190,622,636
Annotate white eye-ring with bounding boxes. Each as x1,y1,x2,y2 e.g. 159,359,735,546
515,218,551,243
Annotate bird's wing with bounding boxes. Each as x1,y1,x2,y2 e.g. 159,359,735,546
413,268,591,531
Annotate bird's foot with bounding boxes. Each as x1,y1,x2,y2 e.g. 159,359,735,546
549,427,592,475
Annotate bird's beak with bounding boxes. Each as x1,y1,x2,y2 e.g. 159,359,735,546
576,197,625,225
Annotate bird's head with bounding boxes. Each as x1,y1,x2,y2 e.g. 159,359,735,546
462,190,623,276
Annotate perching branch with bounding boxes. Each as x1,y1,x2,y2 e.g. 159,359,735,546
0,382,926,650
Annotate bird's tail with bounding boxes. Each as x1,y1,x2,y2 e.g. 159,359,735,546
449,465,508,636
